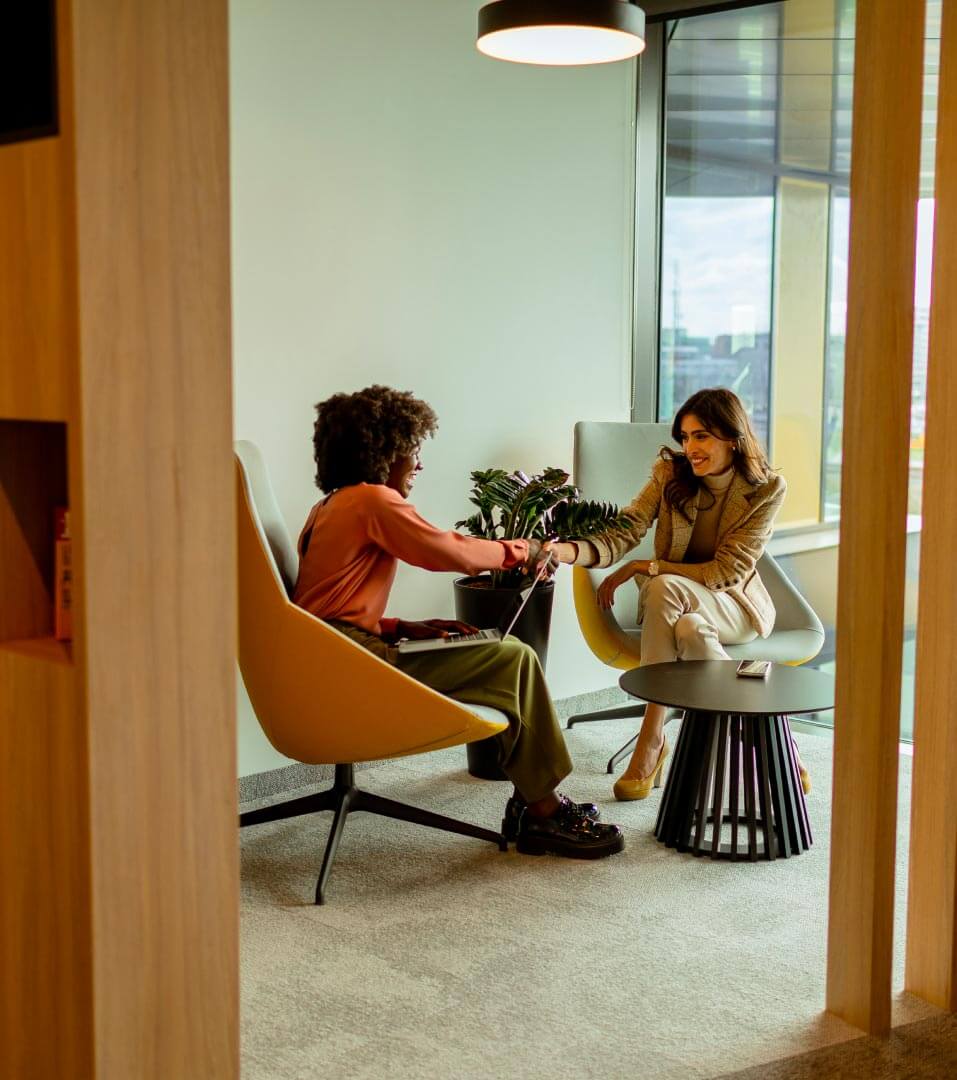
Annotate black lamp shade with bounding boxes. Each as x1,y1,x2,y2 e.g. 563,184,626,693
477,1,646,66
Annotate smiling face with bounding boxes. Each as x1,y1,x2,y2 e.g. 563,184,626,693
386,448,423,498
679,413,735,477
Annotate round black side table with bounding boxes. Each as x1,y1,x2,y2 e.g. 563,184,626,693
619,661,835,862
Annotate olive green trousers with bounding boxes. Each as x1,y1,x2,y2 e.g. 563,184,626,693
328,622,572,804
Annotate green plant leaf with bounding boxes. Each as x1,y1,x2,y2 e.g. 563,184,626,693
550,500,634,539
457,465,633,571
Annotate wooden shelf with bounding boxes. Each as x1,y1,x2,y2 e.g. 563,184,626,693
0,418,69,645
0,636,72,665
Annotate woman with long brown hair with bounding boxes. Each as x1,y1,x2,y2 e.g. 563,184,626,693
550,387,802,800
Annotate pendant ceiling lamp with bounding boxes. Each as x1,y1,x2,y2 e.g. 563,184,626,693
477,1,646,67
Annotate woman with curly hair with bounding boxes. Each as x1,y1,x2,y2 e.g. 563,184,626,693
550,387,805,800
293,385,623,859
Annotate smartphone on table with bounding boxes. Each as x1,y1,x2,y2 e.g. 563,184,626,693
736,659,771,679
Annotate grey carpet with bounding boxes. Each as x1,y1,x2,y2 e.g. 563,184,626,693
240,717,940,1080
719,1013,957,1079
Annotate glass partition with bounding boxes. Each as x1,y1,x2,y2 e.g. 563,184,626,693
652,0,941,739
657,4,780,446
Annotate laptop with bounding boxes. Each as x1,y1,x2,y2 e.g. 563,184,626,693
396,556,551,654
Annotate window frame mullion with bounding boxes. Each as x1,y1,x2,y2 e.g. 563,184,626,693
632,21,667,422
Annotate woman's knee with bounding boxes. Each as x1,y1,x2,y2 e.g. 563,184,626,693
500,637,541,672
673,612,706,646
673,611,725,660
642,573,688,616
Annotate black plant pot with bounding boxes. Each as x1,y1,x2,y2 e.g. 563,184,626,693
453,575,555,781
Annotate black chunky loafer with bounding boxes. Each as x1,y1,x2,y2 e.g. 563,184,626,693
515,800,624,860
502,793,600,842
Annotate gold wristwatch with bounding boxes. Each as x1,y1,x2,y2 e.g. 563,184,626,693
647,559,660,577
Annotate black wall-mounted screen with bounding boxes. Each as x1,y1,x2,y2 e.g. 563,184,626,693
0,2,59,146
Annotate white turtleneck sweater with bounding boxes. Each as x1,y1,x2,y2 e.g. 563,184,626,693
683,467,735,563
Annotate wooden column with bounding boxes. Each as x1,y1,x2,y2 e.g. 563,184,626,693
906,0,957,1012
72,1,238,1075
825,0,925,1035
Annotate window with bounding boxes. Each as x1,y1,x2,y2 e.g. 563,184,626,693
652,0,938,532
656,0,853,527
657,5,781,448
642,0,941,738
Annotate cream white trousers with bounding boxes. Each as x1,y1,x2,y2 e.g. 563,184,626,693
638,573,757,667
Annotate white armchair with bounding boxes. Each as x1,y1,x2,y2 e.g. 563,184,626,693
567,421,826,772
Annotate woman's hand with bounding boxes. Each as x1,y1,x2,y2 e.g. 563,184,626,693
523,539,558,577
596,560,645,610
395,618,479,640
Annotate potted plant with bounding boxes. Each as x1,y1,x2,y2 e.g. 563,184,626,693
454,466,631,779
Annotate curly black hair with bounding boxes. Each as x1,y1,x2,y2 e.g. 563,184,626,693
312,385,438,492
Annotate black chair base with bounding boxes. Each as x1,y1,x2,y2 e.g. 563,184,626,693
566,701,648,730
607,732,638,773
566,702,649,772
240,763,508,904
655,711,811,861
565,702,683,773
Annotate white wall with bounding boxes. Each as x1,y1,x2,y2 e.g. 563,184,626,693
231,0,638,775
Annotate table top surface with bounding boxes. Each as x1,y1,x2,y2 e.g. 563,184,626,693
619,660,835,716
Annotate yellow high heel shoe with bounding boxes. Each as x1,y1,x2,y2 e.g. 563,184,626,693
613,739,670,802
790,735,811,795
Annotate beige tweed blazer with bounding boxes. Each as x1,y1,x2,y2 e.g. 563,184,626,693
581,458,786,637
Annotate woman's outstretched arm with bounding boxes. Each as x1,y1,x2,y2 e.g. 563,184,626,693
364,485,529,574
551,463,665,568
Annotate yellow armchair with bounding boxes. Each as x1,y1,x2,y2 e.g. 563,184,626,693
235,442,509,904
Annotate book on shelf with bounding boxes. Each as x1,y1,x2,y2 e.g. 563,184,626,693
54,507,73,642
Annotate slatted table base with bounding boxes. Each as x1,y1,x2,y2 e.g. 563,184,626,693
654,711,812,861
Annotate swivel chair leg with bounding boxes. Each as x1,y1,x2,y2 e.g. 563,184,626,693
566,702,648,730
351,789,508,851
240,762,506,906
315,785,355,905
607,734,638,774
606,709,685,774
239,785,338,827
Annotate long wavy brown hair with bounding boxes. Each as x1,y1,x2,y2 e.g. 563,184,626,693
660,387,772,521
